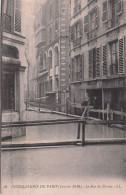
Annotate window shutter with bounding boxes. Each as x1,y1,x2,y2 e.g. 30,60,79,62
102,1,108,22
71,25,75,41
117,0,122,15
14,0,21,33
89,50,93,78
118,37,125,74
102,45,108,76
84,15,89,33
96,47,100,77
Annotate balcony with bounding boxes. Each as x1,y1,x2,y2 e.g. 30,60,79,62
74,3,81,15
3,13,11,33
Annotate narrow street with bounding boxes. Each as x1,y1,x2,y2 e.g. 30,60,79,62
1,111,126,195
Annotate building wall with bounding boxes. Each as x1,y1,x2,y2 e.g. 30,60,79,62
70,0,126,113
2,0,27,138
34,0,70,106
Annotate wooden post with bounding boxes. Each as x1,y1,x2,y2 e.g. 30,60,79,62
77,123,80,139
82,123,85,146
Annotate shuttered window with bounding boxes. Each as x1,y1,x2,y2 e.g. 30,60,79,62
96,47,101,77
14,0,21,33
117,0,122,15
102,45,108,76
118,37,125,74
102,1,108,22
89,50,93,78
84,15,89,33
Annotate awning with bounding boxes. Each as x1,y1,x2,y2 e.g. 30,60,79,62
2,56,21,66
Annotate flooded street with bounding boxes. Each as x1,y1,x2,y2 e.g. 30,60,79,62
1,111,126,195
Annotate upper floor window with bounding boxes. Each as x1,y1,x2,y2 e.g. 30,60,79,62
14,0,21,33
110,41,118,75
89,47,101,79
74,0,81,14
71,55,84,82
84,7,98,39
102,1,108,23
71,20,82,47
102,0,122,28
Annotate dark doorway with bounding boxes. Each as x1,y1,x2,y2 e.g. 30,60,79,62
88,89,102,109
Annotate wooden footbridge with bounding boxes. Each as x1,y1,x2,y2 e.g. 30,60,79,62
1,115,126,150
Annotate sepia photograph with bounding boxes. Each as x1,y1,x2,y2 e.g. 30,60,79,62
0,0,126,194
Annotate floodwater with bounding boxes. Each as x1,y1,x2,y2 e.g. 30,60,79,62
1,111,126,195
7,110,126,142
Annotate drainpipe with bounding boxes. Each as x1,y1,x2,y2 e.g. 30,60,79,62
0,0,2,193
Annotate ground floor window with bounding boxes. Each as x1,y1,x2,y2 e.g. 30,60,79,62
2,72,15,110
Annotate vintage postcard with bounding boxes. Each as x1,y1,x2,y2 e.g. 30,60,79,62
0,0,126,194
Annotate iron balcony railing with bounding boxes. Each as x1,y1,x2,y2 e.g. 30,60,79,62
3,13,11,33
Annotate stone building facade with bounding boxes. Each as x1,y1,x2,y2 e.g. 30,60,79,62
34,0,70,108
70,0,126,115
2,0,27,138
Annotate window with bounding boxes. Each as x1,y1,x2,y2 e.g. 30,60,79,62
74,0,81,14
89,47,101,79
109,38,125,75
110,41,118,75
14,0,21,33
84,15,89,33
108,0,122,28
102,1,108,22
84,7,98,39
2,73,15,110
71,20,82,47
75,55,83,81
3,0,13,32
71,55,84,82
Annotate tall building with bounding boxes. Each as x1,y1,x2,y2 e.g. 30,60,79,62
2,0,27,138
70,0,126,115
34,0,70,109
